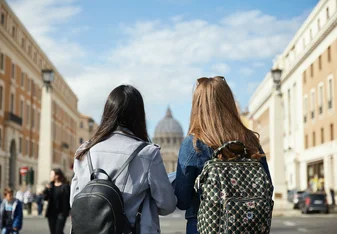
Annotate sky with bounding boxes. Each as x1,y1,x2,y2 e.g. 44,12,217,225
8,0,319,138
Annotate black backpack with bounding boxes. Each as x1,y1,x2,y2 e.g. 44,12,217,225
71,143,147,234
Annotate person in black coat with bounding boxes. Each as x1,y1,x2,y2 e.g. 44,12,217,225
43,168,70,234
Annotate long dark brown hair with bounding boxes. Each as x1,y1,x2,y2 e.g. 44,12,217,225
76,85,149,159
52,168,68,184
188,76,263,160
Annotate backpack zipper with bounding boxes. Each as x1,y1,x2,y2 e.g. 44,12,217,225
86,183,124,208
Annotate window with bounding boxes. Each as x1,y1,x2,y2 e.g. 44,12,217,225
0,53,4,71
310,64,314,77
318,55,322,70
303,71,306,84
26,104,30,126
288,89,291,134
303,95,308,123
0,128,2,148
32,108,35,128
312,131,316,147
327,76,333,109
26,139,29,155
80,122,83,128
32,81,35,97
28,45,31,56
21,38,25,49
331,123,334,140
10,94,14,113
317,19,321,30
20,100,23,118
0,86,2,110
1,13,5,26
79,138,83,144
21,73,24,88
327,46,331,62
11,63,15,79
31,141,33,157
27,78,30,92
321,128,324,144
305,134,308,148
33,52,37,63
318,84,323,114
311,90,315,119
19,137,22,153
11,26,16,38
326,7,330,20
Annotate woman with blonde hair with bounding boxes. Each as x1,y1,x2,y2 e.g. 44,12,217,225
174,76,273,234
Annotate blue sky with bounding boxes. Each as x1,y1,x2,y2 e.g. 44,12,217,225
9,0,318,138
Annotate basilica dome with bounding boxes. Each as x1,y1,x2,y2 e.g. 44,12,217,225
153,107,184,173
154,107,184,138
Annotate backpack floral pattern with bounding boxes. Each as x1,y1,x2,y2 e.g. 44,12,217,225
195,158,274,234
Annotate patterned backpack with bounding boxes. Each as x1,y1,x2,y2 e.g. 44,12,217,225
195,141,274,234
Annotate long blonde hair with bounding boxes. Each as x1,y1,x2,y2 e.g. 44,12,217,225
188,76,263,160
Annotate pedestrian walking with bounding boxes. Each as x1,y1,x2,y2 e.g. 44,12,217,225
23,189,33,215
43,169,70,234
330,188,335,207
174,76,273,234
0,188,23,234
35,192,44,216
70,85,176,234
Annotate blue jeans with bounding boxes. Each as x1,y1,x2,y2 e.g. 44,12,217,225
1,228,19,234
186,218,199,234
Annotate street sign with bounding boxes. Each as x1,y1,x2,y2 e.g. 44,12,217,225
20,166,29,175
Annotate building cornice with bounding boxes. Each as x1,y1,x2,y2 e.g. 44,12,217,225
281,10,337,84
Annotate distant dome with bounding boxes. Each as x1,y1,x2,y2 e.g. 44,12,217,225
154,107,183,137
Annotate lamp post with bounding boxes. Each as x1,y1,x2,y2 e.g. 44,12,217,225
269,67,287,201
37,69,54,191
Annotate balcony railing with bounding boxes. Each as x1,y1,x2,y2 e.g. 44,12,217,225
6,112,22,126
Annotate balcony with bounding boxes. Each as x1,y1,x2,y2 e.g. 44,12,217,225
6,112,22,126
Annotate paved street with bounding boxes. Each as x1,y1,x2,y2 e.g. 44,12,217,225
22,210,337,234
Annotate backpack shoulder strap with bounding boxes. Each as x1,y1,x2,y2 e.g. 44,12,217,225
112,142,148,183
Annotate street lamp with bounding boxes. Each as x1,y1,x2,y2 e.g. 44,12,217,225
271,68,282,95
42,69,54,90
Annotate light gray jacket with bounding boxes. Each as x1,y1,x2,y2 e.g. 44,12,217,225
70,131,177,234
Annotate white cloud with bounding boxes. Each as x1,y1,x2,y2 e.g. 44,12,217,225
240,67,254,77
7,1,307,129
211,63,231,75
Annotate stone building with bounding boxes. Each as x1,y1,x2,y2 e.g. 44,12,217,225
248,0,337,202
153,107,184,173
78,113,98,146
0,0,93,193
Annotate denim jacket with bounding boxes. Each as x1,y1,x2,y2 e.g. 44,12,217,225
174,135,273,220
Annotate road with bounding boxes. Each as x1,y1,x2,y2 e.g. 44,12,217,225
22,211,337,234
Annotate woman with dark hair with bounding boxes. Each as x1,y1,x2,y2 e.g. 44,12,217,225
70,85,176,233
43,168,70,234
174,76,273,234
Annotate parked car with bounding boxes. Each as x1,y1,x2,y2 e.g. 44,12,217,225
293,190,305,209
299,192,329,214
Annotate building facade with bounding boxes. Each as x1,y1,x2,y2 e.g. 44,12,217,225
0,0,80,192
249,0,337,202
77,114,98,146
153,107,184,173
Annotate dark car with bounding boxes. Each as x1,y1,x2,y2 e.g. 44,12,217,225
293,190,305,209
300,192,329,214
